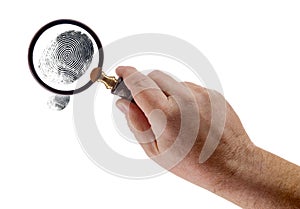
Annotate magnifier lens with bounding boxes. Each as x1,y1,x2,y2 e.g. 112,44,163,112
29,20,103,95
29,19,133,101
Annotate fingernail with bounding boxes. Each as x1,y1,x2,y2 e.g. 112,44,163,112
116,101,128,114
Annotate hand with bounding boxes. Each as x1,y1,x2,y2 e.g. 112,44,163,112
115,66,253,184
115,66,300,209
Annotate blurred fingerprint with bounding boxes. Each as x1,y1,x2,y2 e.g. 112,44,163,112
47,95,70,111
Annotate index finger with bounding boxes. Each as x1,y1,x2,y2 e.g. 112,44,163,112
116,66,168,116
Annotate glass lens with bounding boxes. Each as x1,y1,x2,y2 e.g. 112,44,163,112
29,20,103,94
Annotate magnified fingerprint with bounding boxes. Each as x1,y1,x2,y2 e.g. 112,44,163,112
39,30,94,84
47,95,70,111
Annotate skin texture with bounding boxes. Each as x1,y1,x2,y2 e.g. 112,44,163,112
115,66,300,209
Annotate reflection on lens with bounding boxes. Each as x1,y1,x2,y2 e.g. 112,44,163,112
38,30,94,84
47,95,70,111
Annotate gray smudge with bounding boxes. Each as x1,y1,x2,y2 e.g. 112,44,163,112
47,95,70,111
39,30,94,84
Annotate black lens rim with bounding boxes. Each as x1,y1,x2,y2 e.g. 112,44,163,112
28,19,103,95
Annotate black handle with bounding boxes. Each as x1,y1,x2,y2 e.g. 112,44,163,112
111,77,134,102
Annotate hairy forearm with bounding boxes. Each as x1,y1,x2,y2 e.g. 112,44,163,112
210,144,300,208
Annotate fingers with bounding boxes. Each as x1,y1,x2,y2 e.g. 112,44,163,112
116,99,159,157
147,70,186,97
183,81,206,94
116,66,168,116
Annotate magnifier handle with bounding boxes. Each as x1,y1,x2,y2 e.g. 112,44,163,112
111,77,134,102
91,68,134,102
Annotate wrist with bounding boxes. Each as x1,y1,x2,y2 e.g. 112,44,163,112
209,142,300,208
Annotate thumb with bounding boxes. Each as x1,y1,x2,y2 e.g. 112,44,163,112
116,99,159,156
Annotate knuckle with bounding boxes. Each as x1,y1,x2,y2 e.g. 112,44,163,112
211,89,224,98
125,66,137,71
131,75,149,88
183,81,199,88
119,66,137,71
206,89,225,103
165,98,181,118
148,70,163,78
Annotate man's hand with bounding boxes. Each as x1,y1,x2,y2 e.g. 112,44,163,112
115,66,300,209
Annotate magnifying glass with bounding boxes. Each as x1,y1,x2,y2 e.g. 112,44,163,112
28,19,132,101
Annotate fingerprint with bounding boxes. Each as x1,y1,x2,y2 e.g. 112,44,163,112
38,30,94,84
47,95,70,111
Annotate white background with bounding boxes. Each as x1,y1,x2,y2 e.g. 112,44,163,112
1,0,300,208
